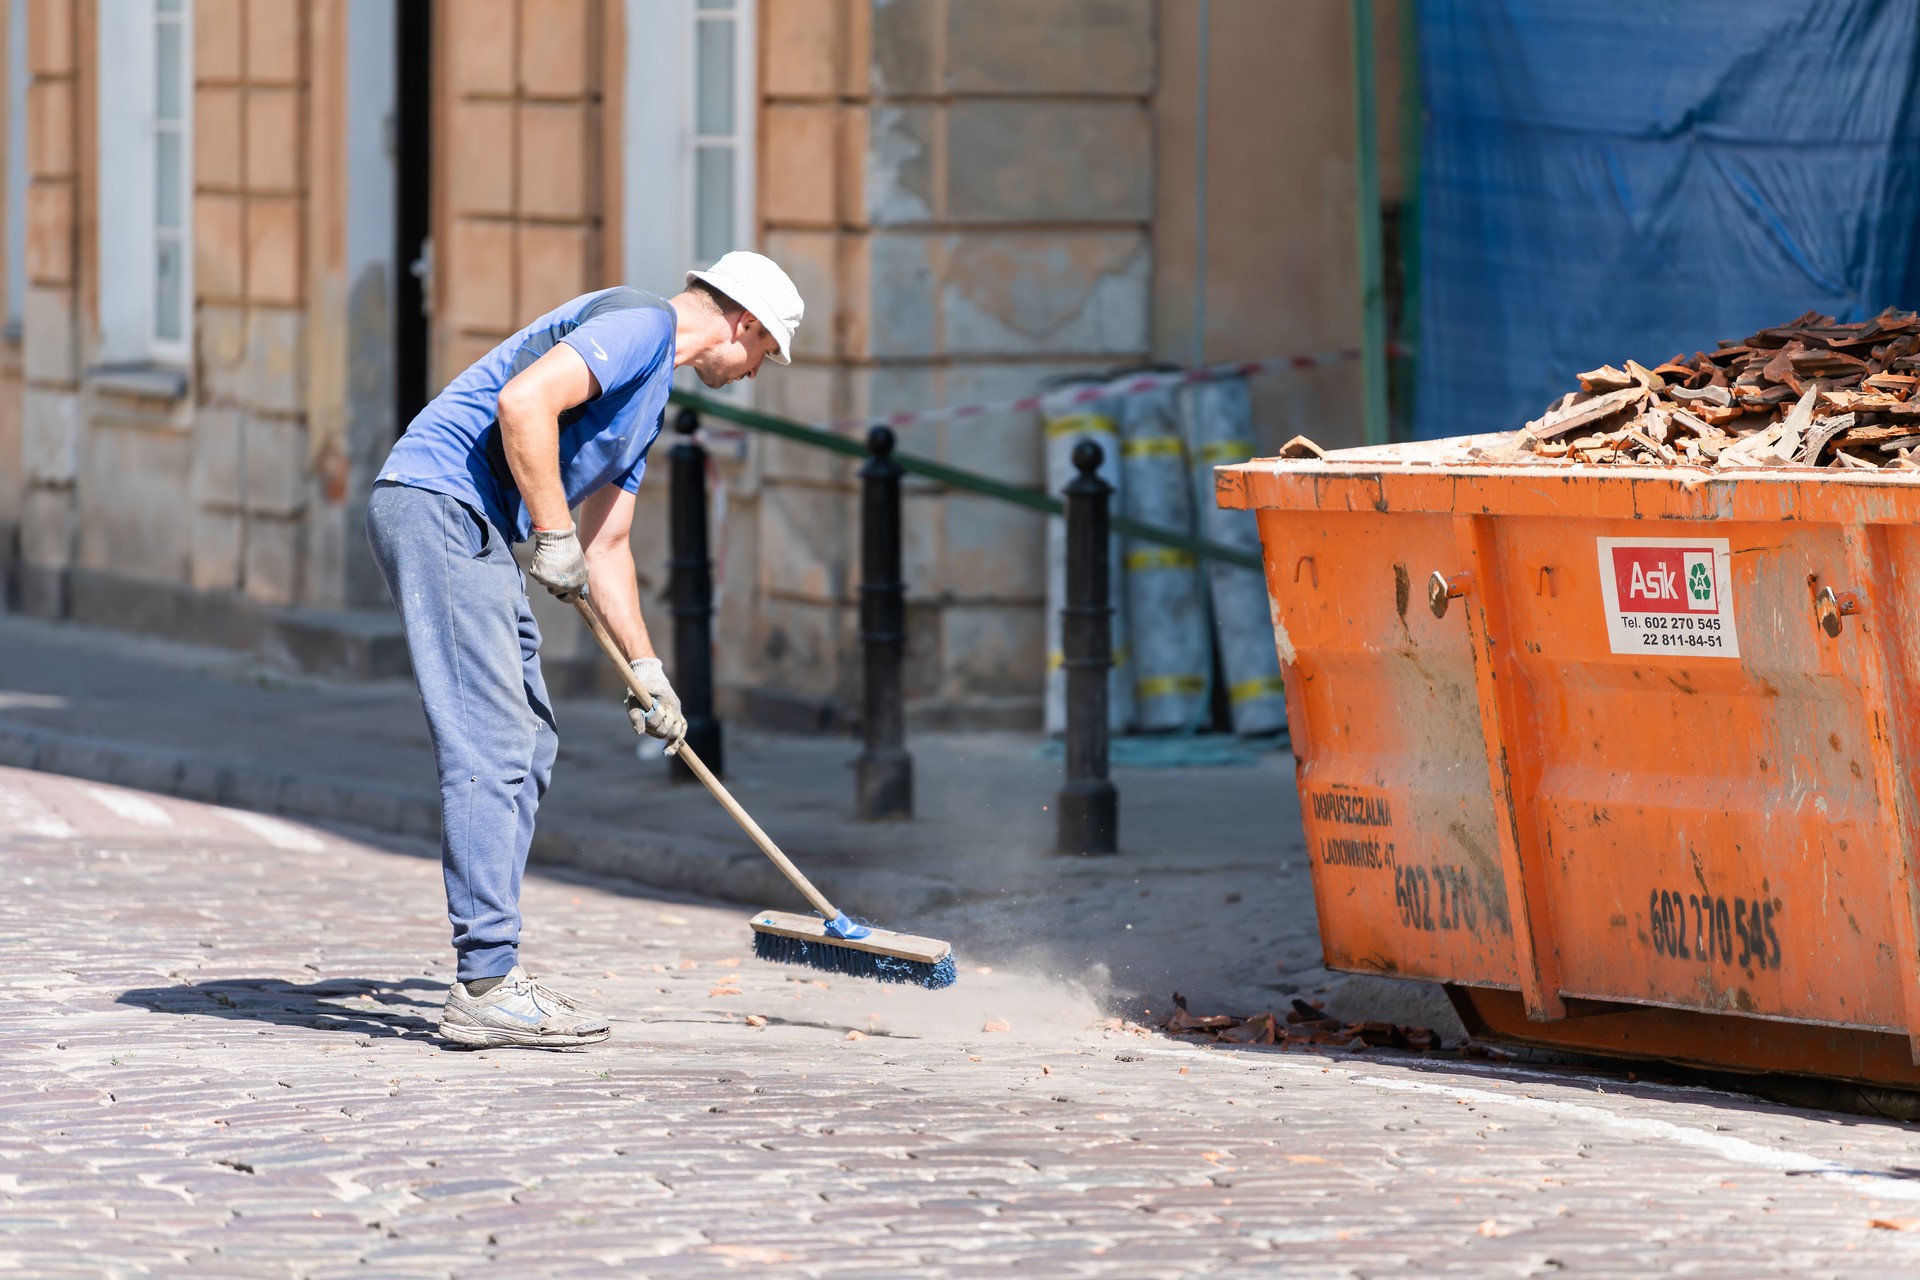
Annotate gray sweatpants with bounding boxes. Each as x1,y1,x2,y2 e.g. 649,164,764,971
366,481,558,981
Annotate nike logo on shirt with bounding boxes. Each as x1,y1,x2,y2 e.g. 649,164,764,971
590,338,609,361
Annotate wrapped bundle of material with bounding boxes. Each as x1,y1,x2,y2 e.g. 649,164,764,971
1043,385,1133,735
1179,377,1288,737
1119,386,1209,732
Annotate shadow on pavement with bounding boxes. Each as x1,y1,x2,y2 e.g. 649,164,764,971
1358,1046,1920,1128
118,976,444,1040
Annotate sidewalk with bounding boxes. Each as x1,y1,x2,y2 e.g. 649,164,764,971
15,764,1910,1277
0,611,1454,1029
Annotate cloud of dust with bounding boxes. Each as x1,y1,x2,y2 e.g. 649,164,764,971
802,955,1113,1045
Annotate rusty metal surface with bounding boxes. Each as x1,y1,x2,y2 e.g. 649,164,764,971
1448,986,1920,1090
1223,450,1920,1082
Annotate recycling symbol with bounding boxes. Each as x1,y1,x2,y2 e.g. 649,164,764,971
1688,561,1713,602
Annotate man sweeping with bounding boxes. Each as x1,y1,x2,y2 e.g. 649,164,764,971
366,252,804,1049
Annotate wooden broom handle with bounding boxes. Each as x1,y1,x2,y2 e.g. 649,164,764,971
570,595,843,923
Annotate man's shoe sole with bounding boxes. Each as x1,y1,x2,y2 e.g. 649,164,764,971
438,1019,611,1050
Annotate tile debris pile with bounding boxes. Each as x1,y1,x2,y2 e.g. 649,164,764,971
1160,993,1443,1053
1500,308,1920,471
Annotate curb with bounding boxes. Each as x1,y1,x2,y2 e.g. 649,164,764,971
0,721,967,923
0,722,441,838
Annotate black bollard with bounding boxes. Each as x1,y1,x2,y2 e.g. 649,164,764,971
667,406,723,781
1057,440,1119,854
855,426,913,819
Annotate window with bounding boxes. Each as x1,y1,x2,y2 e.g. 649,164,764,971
622,0,756,295
624,0,756,408
693,0,747,266
97,0,192,366
153,0,187,346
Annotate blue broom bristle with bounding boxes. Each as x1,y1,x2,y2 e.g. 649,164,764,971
752,928,958,990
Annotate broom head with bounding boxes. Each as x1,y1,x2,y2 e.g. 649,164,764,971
750,910,957,990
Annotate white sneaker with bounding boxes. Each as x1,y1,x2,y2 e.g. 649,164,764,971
439,965,611,1049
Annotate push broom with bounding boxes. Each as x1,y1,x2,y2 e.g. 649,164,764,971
572,596,957,990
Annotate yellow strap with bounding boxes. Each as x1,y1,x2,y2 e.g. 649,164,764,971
1200,439,1259,464
1121,436,1186,460
1229,675,1287,704
1045,414,1117,439
1125,547,1195,572
1136,673,1206,699
1049,648,1130,672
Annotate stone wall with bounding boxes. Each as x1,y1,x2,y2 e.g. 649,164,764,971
9,0,328,621
191,0,313,606
10,0,408,675
432,0,629,665
742,0,1156,728
0,6,21,603
303,0,393,613
16,0,83,618
0,0,1404,726
431,0,620,383
0,0,639,678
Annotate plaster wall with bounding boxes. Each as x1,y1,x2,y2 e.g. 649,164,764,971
744,0,1157,727
430,0,628,665
1151,0,1406,454
0,4,25,597
1,0,1404,728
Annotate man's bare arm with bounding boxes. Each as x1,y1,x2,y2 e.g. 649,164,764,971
577,484,657,662
579,484,686,749
496,343,601,533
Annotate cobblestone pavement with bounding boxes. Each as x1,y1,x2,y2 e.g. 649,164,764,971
0,610,1358,1026
9,766,1920,1278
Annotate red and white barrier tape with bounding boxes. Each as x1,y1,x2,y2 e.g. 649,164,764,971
810,347,1366,436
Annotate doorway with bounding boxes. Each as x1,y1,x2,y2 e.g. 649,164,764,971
393,0,432,435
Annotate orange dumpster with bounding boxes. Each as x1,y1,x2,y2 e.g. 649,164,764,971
1218,436,1920,1086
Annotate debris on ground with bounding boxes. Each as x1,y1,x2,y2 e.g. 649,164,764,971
1156,993,1445,1053
1362,309,1920,472
1093,1016,1156,1038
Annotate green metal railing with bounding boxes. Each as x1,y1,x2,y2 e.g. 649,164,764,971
669,389,1263,572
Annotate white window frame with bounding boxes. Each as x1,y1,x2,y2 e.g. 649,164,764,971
690,0,754,268
97,0,193,367
624,0,756,302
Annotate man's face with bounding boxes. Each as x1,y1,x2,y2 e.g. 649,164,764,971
695,315,779,387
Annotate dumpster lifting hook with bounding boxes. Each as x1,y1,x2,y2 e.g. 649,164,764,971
1814,585,1863,638
1428,570,1472,619
1294,556,1316,587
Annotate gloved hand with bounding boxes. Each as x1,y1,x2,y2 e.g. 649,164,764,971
624,658,688,753
527,526,589,600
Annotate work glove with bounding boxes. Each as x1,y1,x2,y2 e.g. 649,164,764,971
624,658,688,753
527,526,589,600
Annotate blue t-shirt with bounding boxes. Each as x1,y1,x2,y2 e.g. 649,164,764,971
377,287,676,541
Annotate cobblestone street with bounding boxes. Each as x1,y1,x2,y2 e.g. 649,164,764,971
10,765,1920,1277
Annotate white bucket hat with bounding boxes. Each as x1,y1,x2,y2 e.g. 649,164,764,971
686,251,804,366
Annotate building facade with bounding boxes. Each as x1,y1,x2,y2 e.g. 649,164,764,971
0,0,1407,726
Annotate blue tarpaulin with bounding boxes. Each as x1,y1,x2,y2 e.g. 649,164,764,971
1416,1,1920,440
